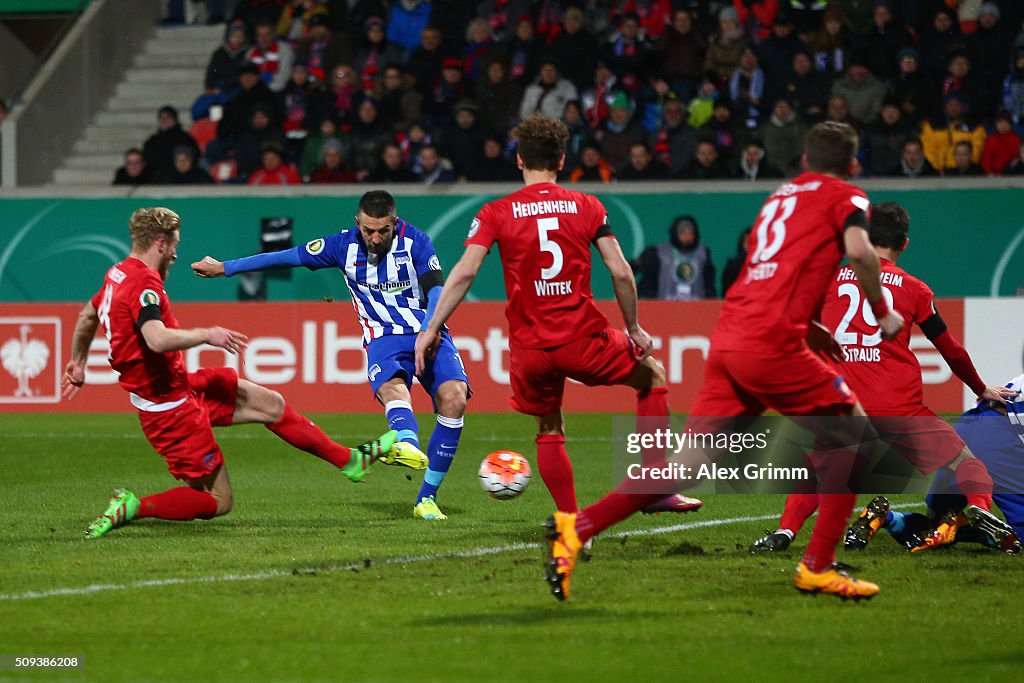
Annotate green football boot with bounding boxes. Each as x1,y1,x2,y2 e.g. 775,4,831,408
83,488,140,540
342,430,400,483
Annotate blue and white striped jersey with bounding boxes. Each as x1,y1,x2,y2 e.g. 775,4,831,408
298,218,443,344
1001,375,1024,446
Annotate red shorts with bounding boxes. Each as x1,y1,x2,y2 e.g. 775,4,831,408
691,348,858,418
869,405,966,474
137,367,238,480
509,328,638,415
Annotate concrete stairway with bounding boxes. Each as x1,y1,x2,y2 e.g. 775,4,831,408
52,23,223,186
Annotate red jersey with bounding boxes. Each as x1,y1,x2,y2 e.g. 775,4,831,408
466,182,613,349
712,173,869,352
90,257,189,403
820,259,936,414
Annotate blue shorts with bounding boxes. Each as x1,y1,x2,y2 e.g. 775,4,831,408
927,406,1024,538
365,332,470,407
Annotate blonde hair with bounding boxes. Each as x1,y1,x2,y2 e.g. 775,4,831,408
129,207,180,251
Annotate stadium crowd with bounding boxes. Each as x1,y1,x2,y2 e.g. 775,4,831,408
112,0,1024,186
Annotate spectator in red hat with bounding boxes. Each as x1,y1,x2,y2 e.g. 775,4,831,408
423,56,470,128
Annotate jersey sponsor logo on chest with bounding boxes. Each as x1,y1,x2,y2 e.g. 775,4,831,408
365,279,412,294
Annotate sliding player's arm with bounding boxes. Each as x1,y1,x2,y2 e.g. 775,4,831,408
843,219,904,339
140,319,247,355
62,301,101,400
918,308,1016,401
596,235,652,358
415,244,488,374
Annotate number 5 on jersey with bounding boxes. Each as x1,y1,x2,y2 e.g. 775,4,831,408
537,217,563,280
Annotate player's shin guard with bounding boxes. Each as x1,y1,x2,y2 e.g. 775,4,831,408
137,487,218,520
536,434,578,513
779,492,819,536
267,405,352,468
385,400,420,447
417,414,462,501
801,493,856,572
954,457,994,511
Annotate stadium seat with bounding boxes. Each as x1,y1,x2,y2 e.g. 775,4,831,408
209,159,238,183
189,118,218,155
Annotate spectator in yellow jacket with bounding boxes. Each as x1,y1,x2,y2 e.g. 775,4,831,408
919,93,986,172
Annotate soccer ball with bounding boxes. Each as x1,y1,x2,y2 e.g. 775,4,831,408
478,451,531,500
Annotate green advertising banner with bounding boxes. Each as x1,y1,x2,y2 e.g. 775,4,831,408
1,188,1022,302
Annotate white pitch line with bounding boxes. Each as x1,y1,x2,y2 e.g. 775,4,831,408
0,513,773,603
0,505,926,603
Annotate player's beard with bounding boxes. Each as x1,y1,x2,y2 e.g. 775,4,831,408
365,237,392,257
158,253,177,281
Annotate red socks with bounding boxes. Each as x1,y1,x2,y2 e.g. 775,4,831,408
536,434,578,513
779,493,819,535
267,405,352,468
955,457,994,511
575,491,666,544
637,386,670,467
138,487,218,520
801,493,856,572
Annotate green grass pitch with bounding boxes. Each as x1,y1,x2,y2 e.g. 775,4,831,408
2,412,1021,682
